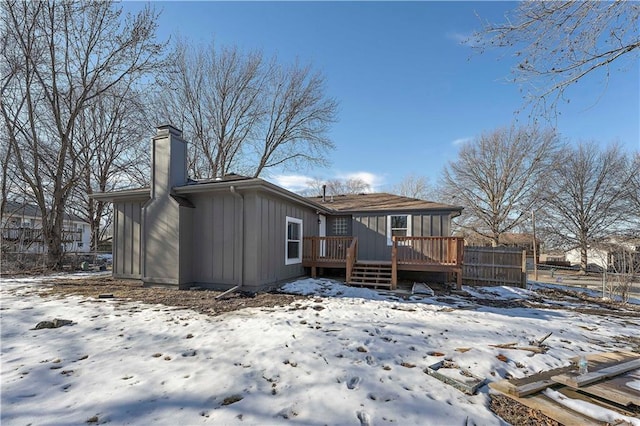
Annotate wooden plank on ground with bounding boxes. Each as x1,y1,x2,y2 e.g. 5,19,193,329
489,383,601,426
492,365,575,397
215,285,240,300
490,379,559,398
551,359,640,388
572,351,639,367
558,387,638,416
509,379,559,398
576,370,640,406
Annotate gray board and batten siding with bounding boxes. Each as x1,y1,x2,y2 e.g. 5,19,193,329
100,179,322,291
313,193,461,262
245,190,319,289
352,212,453,261
92,124,321,291
110,190,149,280
188,191,242,288
175,184,320,292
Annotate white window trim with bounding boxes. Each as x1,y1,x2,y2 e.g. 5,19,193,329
285,216,303,265
386,214,412,246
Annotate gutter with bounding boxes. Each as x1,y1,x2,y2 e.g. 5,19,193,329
90,187,151,202
229,185,244,289
173,178,332,214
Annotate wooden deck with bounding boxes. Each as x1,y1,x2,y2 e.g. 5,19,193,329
303,236,464,289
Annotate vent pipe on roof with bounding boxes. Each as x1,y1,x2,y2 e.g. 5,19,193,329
322,184,326,202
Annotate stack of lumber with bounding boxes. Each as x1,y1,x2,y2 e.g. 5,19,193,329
489,351,640,425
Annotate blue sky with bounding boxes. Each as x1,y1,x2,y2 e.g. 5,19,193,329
126,1,639,193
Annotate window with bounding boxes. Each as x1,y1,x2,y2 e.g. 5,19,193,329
332,217,348,235
387,214,411,245
285,216,303,265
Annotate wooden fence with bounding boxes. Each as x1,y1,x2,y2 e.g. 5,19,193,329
463,246,526,287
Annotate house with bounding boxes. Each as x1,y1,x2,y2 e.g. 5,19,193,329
92,125,464,292
1,200,90,253
565,238,640,272
304,193,464,287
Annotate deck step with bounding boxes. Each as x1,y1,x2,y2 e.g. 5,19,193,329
349,262,393,289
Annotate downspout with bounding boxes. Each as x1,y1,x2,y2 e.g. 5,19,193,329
230,186,244,289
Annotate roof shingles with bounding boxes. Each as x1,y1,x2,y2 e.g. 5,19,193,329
307,193,461,212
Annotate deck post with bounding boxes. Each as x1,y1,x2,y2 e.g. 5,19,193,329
345,237,358,284
456,239,464,290
391,237,398,289
312,237,317,262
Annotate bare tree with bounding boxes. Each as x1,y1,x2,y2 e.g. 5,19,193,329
390,174,435,200
300,177,371,197
600,239,639,303
157,39,265,178
473,1,640,113
1,1,165,269
442,125,562,246
299,177,327,197
251,62,337,177
545,143,634,273
156,38,338,179
69,85,151,252
0,126,16,219
326,178,370,196
628,152,640,221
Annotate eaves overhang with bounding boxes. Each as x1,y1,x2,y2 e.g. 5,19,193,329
323,206,465,215
173,179,332,214
90,187,151,202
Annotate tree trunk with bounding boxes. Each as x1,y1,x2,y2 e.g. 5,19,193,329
580,244,588,274
45,216,64,270
91,213,102,252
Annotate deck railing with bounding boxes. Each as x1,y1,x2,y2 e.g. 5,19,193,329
392,236,464,265
391,236,464,288
304,235,464,289
303,236,355,263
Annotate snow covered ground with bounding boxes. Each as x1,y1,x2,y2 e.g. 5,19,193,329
1,275,639,425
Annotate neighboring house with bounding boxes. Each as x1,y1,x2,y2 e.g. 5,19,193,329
1,200,90,253
93,125,464,293
565,247,608,270
565,238,640,272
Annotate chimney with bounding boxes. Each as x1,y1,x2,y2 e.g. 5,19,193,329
151,124,187,198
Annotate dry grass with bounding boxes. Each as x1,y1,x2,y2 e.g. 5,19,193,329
14,276,308,317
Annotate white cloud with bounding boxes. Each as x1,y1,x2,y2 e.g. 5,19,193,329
446,31,468,44
270,174,314,193
337,171,385,191
451,137,473,147
446,31,483,48
270,170,386,193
